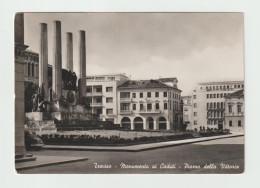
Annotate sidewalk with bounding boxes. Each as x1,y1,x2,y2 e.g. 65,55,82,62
43,132,244,152
16,155,88,171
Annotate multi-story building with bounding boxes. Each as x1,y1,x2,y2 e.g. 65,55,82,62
117,78,182,131
23,50,39,84
181,96,193,130
86,74,129,123
225,89,244,132
191,81,244,130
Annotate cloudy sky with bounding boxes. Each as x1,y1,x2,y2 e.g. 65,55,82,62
24,13,244,95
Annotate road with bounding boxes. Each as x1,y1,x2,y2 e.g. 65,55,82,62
18,136,244,174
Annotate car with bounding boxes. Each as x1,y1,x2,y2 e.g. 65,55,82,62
24,131,44,150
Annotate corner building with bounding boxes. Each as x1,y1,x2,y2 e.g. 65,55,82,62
117,79,182,131
224,89,244,132
192,81,244,130
86,74,129,124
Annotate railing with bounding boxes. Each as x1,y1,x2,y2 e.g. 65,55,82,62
90,103,103,107
86,92,103,96
206,116,224,119
206,107,225,110
139,109,161,114
120,98,131,102
120,110,132,114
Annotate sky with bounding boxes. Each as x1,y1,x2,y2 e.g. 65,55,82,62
24,13,244,95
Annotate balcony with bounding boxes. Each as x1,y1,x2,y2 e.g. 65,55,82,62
206,116,224,120
90,103,103,107
206,107,225,111
120,110,132,115
120,98,132,102
86,92,103,96
139,109,161,114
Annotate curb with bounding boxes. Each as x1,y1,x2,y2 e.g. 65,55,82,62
43,134,244,152
16,157,88,171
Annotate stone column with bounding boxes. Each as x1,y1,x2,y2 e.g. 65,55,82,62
52,21,62,101
66,32,73,71
78,30,86,101
166,120,170,130
39,23,49,99
131,119,134,130
15,13,28,157
153,120,157,130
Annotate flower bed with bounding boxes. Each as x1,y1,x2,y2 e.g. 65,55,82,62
37,129,231,146
39,133,194,146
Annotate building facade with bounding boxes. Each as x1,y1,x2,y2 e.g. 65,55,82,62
181,96,193,130
117,79,183,131
191,81,244,130
86,74,129,124
225,89,244,132
24,50,39,84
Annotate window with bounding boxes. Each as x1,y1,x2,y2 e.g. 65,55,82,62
96,87,102,93
229,105,232,113
106,109,113,115
194,112,197,116
106,87,113,92
237,105,241,113
194,120,197,125
213,94,216,98
156,103,159,110
32,64,35,77
147,92,151,98
155,92,159,97
210,94,213,98
86,87,92,93
106,98,113,103
163,92,167,97
140,103,144,110
120,103,130,110
220,94,223,98
28,63,31,76
229,121,232,127
108,77,115,81
184,107,188,111
217,94,219,98
120,92,130,98
132,93,136,98
140,93,143,98
238,120,242,127
207,94,209,98
164,103,168,110
147,103,152,110
207,103,209,109
132,104,136,110
194,103,197,108
193,95,196,99
96,98,102,103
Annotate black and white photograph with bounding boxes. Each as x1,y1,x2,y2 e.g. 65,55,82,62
13,12,246,174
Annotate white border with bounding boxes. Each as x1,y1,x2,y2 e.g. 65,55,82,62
1,0,260,187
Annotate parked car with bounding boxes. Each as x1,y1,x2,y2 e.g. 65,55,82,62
24,131,44,150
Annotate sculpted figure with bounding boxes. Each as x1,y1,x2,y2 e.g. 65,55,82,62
31,88,43,112
72,72,77,90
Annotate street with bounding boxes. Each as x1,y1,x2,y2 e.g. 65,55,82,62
18,136,244,174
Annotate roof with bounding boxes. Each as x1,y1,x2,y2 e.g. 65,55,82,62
198,81,244,85
118,79,176,90
225,89,244,99
25,49,39,55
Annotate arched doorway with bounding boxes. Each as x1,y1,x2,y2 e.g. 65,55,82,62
121,117,131,130
147,117,154,130
134,117,143,130
158,117,167,130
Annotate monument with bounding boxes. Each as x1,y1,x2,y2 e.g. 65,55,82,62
25,20,97,132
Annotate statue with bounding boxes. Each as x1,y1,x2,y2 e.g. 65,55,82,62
31,88,43,112
71,72,77,90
